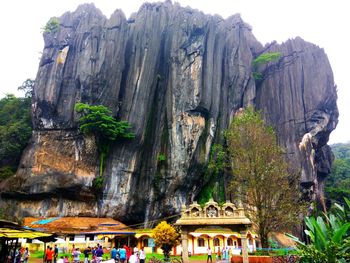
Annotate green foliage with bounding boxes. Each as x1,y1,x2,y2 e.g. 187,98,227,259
43,17,60,33
0,94,32,181
252,52,282,66
198,144,226,206
225,107,303,248
158,154,166,162
332,143,350,159
0,166,16,181
75,103,134,196
92,175,104,194
286,199,350,262
326,143,350,205
75,103,134,142
17,78,34,98
252,52,281,81
252,72,263,81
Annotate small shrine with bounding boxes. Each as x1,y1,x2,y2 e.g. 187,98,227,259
175,199,255,263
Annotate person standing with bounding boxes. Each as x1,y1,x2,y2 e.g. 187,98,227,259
22,247,30,263
83,247,91,263
217,247,221,260
119,245,127,263
46,246,54,263
111,246,118,262
139,247,146,263
96,245,104,262
73,248,81,263
54,245,59,263
222,247,226,261
129,251,137,263
15,248,22,263
207,247,212,263
124,245,131,262
225,247,230,262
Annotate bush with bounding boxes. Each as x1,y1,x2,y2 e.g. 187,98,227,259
252,52,281,66
286,198,350,262
43,17,60,33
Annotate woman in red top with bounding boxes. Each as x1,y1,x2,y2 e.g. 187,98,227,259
45,247,54,263
124,245,131,261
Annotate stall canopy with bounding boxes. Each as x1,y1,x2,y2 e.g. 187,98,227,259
0,228,53,239
0,219,54,239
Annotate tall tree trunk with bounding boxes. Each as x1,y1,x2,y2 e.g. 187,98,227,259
259,230,269,252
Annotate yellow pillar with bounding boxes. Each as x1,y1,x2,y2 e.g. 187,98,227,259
65,237,70,252
181,231,189,263
240,231,248,263
208,237,213,250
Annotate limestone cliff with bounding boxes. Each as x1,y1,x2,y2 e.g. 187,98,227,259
0,2,338,223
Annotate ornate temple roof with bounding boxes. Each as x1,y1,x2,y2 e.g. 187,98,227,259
175,199,251,226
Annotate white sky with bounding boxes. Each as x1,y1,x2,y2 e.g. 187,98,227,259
0,0,348,144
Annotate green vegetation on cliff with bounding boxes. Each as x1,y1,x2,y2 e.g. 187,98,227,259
252,52,281,81
75,103,134,195
326,143,350,205
197,144,226,206
0,94,32,181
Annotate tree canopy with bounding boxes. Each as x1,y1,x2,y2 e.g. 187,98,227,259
225,107,303,248
75,103,134,195
152,221,180,260
75,103,134,142
326,143,350,206
0,94,32,181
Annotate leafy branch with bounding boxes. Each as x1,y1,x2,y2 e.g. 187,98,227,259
75,103,134,196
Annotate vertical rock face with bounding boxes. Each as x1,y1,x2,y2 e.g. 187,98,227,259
1,2,338,222
255,38,338,209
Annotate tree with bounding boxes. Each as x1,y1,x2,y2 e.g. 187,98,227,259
42,17,60,33
225,107,303,249
17,78,34,98
325,143,350,206
252,52,281,81
0,94,32,181
75,103,134,194
152,221,180,260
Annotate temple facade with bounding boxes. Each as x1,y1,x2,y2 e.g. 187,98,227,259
175,199,257,263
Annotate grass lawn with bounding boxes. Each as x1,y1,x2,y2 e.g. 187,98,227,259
30,251,208,261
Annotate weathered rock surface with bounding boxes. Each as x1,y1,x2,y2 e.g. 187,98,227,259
0,2,338,223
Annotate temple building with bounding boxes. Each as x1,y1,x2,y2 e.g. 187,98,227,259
175,199,257,263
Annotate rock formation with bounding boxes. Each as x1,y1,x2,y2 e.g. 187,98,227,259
0,1,338,223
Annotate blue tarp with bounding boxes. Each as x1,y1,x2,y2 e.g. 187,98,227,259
31,217,59,225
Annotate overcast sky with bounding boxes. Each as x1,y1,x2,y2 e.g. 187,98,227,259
0,0,348,144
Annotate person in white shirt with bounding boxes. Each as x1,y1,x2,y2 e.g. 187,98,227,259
139,247,146,263
73,248,81,263
207,247,212,263
129,251,138,263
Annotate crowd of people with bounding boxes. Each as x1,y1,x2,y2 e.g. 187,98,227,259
9,247,30,263
7,244,146,263
206,247,232,263
47,244,146,263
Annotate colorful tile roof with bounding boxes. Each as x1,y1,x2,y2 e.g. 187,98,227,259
23,217,134,235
